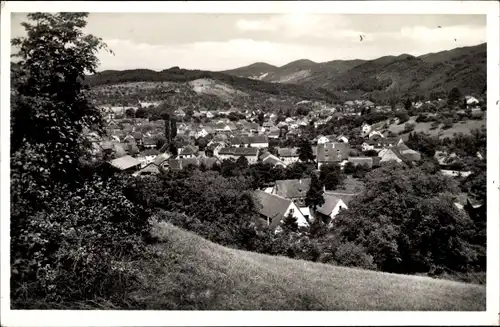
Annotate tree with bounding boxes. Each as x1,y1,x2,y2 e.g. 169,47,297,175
297,137,315,163
281,213,299,233
305,173,325,212
257,112,265,126
319,163,345,191
404,98,412,110
135,107,148,118
447,87,462,105
11,12,111,187
125,108,135,118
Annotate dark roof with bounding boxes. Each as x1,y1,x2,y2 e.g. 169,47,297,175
278,147,299,157
316,194,343,216
234,147,259,156
316,143,350,162
254,190,294,231
323,192,358,205
141,149,160,156
135,163,161,176
143,136,157,146
274,178,311,199
218,148,236,155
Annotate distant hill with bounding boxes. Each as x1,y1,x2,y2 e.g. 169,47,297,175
85,66,338,102
130,221,485,310
222,43,486,99
83,43,485,104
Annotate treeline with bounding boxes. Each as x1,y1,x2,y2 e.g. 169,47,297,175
85,67,339,102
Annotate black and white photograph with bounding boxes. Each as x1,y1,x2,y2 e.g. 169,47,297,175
1,1,499,326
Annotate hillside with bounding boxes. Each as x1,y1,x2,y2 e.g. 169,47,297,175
129,221,486,310
223,43,486,99
85,66,338,103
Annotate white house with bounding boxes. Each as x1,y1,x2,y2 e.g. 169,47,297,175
465,96,479,106
196,128,209,139
336,135,349,143
317,135,330,144
314,193,350,225
361,123,372,136
278,147,300,165
254,190,309,233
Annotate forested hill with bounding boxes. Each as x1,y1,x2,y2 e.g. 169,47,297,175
223,43,487,100
84,67,339,102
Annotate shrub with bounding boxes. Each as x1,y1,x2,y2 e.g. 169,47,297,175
11,174,150,307
332,242,376,270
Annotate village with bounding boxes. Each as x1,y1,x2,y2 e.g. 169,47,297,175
87,93,485,234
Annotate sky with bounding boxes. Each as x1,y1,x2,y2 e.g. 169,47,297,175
10,13,486,72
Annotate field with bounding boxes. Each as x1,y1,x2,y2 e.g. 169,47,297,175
129,221,486,311
385,116,486,139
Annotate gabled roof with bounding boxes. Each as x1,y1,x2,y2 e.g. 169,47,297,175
278,147,299,157
218,148,236,155
323,192,358,205
234,147,259,156
263,154,286,167
254,190,295,230
316,194,344,217
153,153,171,166
134,163,161,176
109,155,141,170
274,178,311,199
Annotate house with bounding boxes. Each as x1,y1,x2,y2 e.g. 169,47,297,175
315,194,348,226
271,178,311,208
109,155,141,172
379,144,421,165
137,149,160,168
177,145,198,159
254,190,309,233
260,152,287,168
142,136,157,149
230,135,269,148
465,96,479,106
174,109,186,118
336,135,349,143
198,156,221,170
361,123,372,136
153,153,171,170
278,147,300,165
133,163,162,178
217,148,236,161
206,111,216,119
233,147,260,164
347,157,374,169
316,142,350,170
368,130,385,140
131,131,144,147
317,135,334,144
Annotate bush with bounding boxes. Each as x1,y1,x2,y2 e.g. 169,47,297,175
11,173,150,307
332,242,376,270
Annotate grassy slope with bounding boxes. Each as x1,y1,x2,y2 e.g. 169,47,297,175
385,117,486,139
130,222,486,311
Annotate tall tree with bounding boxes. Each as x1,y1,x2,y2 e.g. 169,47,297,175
11,12,111,187
319,163,346,191
447,87,462,106
404,98,412,110
305,173,325,212
297,137,315,163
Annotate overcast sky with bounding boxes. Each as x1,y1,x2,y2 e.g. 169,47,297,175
10,13,486,71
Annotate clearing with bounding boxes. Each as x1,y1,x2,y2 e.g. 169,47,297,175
129,221,486,310
188,78,249,100
384,116,486,139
